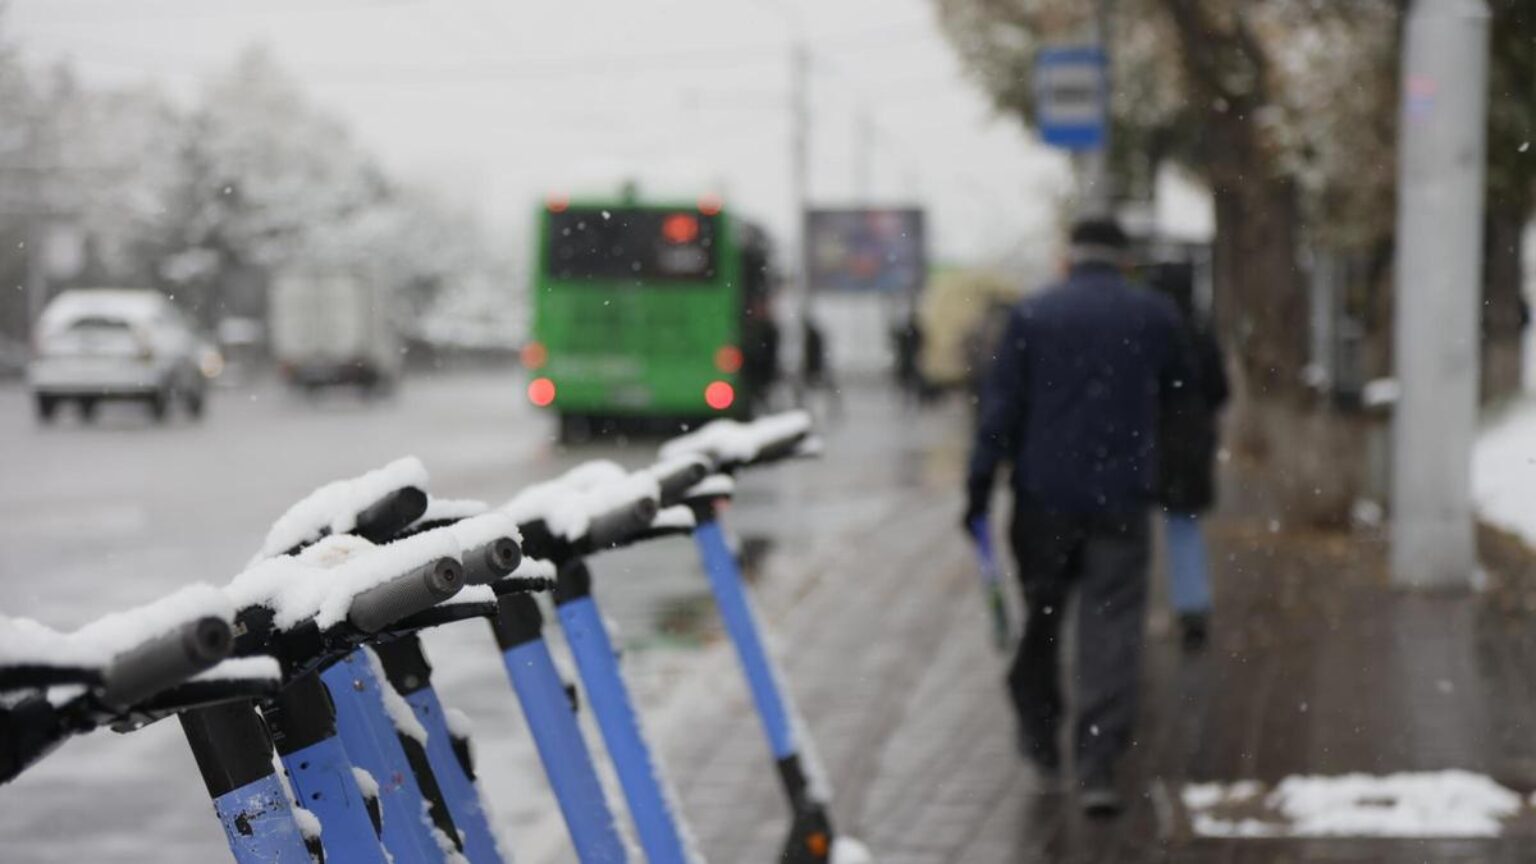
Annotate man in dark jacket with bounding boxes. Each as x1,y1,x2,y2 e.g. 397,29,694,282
965,218,1190,816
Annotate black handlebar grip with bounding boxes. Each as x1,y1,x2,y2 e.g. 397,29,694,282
354,487,430,544
585,497,660,550
100,617,233,709
653,459,710,507
347,558,464,634
463,537,523,586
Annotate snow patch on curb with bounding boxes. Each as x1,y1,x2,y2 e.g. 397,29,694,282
1184,770,1523,838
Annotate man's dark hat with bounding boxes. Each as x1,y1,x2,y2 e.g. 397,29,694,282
1069,218,1128,250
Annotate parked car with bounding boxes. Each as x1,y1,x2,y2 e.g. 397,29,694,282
27,288,212,423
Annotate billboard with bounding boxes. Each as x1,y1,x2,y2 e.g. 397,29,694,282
805,208,926,295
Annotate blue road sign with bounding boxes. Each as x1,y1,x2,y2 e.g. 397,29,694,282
1035,46,1107,152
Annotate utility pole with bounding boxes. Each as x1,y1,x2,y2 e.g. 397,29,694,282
792,40,811,331
21,107,51,345
854,109,873,202
1078,0,1114,217
1390,0,1490,589
789,39,815,407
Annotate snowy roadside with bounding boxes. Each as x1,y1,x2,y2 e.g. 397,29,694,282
1472,399,1536,547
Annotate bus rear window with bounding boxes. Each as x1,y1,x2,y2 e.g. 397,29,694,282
547,208,718,282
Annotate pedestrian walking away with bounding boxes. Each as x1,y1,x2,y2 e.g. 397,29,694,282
801,317,842,419
964,217,1192,817
1146,261,1230,652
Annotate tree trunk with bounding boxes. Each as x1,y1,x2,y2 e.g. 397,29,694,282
1210,175,1309,402
1482,204,1527,403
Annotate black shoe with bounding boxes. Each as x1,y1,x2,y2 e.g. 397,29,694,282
1179,612,1210,653
1079,770,1122,818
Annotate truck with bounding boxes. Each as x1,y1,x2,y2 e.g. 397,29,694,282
269,272,401,395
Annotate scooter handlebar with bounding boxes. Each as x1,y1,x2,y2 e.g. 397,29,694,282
462,537,522,586
99,617,233,709
353,486,430,544
650,457,711,507
346,558,464,634
584,497,660,551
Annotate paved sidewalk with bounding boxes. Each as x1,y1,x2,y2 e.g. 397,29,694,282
629,406,1536,863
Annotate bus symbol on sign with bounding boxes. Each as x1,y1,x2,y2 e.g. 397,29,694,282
1035,46,1107,152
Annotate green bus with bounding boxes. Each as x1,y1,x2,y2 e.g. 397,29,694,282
523,195,776,439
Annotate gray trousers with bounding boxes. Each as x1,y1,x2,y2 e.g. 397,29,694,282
1007,508,1149,776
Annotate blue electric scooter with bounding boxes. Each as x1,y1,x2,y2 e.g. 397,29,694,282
257,477,527,864
490,459,705,864
661,412,855,864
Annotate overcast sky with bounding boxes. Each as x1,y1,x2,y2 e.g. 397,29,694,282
5,0,1072,265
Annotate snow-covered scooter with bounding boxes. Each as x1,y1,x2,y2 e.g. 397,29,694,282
661,411,869,864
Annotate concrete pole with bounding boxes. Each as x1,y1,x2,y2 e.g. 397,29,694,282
1390,0,1490,589
24,110,48,340
1078,0,1114,217
854,109,873,202
791,41,813,405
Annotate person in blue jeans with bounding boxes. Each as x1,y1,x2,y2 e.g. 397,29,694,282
1145,262,1230,652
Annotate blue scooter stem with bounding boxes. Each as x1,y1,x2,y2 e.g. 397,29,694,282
322,650,454,863
491,594,628,864
554,569,693,864
267,672,387,863
693,520,796,759
373,634,506,864
213,774,317,863
694,516,835,864
280,736,387,862
180,701,314,864
404,684,505,863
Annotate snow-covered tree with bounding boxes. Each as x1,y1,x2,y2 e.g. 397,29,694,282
937,0,1535,403
936,0,1401,402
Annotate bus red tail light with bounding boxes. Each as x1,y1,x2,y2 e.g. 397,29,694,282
714,345,742,374
705,380,734,411
528,377,557,407
521,341,548,370
546,193,570,213
698,194,723,216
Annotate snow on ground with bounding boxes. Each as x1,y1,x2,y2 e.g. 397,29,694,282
1183,771,1525,838
1473,400,1536,546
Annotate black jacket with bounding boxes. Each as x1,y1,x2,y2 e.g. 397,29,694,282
1157,322,1228,513
967,263,1193,516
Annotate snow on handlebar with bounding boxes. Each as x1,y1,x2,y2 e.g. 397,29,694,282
584,497,661,551
499,463,661,551
658,410,815,472
444,512,523,585
1,584,236,695
644,455,712,507
251,456,431,563
99,616,232,709
228,527,464,635
346,557,464,634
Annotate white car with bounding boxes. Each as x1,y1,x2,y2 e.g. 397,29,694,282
27,289,214,423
